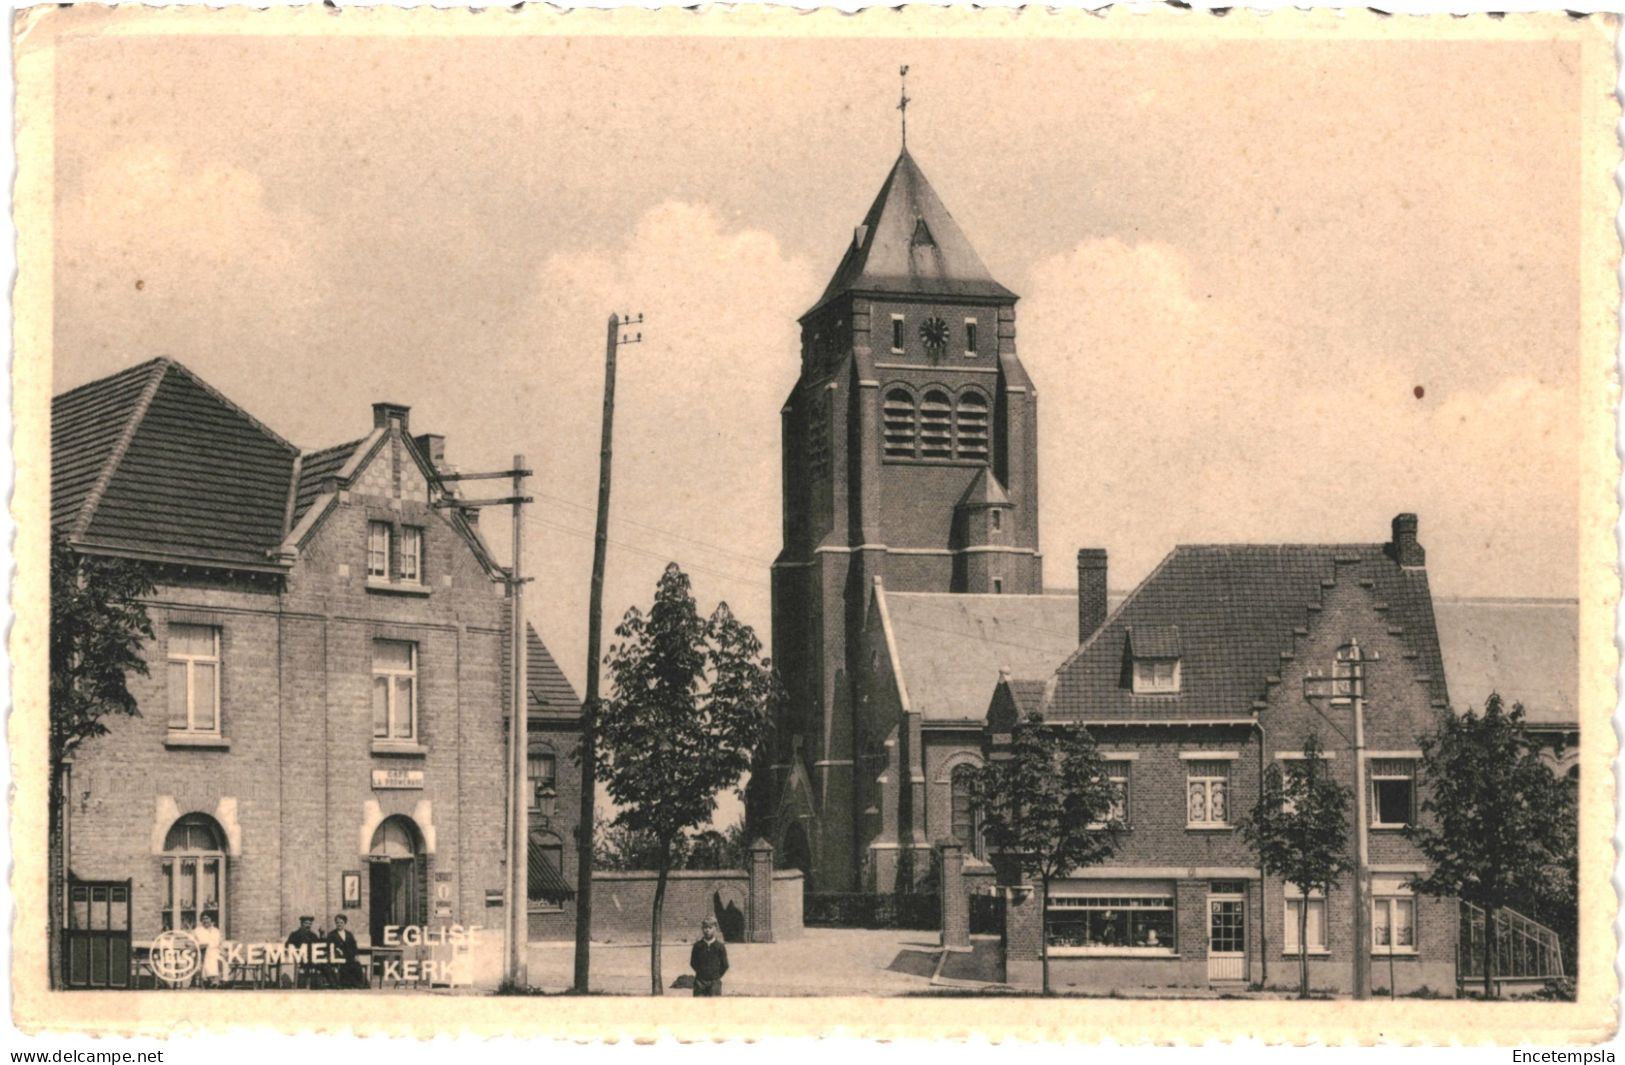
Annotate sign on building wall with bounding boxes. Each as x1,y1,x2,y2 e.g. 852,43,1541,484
371,768,425,790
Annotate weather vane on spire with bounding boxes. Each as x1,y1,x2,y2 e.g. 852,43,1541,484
898,65,911,150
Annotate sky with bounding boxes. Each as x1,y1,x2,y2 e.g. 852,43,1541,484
48,25,1585,718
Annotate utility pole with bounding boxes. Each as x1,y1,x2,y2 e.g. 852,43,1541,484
573,312,642,994
1305,638,1375,1000
436,457,533,989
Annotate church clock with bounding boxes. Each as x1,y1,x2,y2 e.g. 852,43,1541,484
919,315,949,356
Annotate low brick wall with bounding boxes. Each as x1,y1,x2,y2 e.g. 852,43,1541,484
772,871,804,939
592,871,753,944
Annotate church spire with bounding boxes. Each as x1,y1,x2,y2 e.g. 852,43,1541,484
898,65,911,151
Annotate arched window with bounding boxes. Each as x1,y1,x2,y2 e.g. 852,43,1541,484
955,391,989,462
950,765,984,859
919,390,953,459
882,388,917,459
161,814,226,933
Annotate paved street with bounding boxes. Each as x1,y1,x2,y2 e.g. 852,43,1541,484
526,928,949,996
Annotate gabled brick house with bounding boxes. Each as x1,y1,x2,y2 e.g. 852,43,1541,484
52,358,578,987
989,516,1459,994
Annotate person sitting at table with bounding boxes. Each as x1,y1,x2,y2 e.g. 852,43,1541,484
285,915,324,988
326,913,365,989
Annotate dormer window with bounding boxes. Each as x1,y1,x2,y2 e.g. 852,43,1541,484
1126,625,1182,694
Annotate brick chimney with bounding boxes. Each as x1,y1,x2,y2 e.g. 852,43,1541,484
1076,548,1108,643
1389,512,1425,567
372,402,410,432
414,433,446,471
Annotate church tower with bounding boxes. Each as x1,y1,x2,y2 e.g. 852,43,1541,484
762,145,1042,890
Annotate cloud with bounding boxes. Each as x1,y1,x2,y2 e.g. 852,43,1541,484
1021,237,1577,599
55,145,331,368
500,200,818,693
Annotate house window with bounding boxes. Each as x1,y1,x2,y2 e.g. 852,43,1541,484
950,765,983,859
1372,878,1418,954
1186,761,1230,826
964,319,978,355
367,521,391,578
1133,658,1181,694
1370,759,1416,827
1284,888,1328,954
167,624,221,736
1090,761,1131,829
372,640,418,741
891,315,905,352
399,527,423,583
882,388,917,460
955,391,989,461
1047,890,1177,954
528,750,558,812
160,814,226,934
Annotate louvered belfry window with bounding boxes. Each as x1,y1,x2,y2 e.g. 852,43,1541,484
956,391,989,461
919,390,953,459
883,389,917,459
806,395,831,481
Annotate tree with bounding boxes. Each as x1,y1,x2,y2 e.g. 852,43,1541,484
49,533,155,987
592,813,692,872
969,712,1121,995
1241,733,1352,998
596,563,777,994
1405,694,1577,999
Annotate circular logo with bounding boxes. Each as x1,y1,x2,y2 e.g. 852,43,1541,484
150,929,200,986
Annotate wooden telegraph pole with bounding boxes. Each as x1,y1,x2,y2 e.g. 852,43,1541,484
437,457,533,988
574,312,641,994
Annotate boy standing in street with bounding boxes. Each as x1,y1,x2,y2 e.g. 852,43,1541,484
689,917,729,996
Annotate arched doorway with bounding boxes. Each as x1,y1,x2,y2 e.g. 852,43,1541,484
161,813,228,934
368,816,425,945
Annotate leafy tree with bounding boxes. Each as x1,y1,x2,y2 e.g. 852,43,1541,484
49,533,154,987
1241,733,1352,998
969,712,1121,995
596,563,777,994
1405,694,1577,999
686,823,750,871
592,813,692,872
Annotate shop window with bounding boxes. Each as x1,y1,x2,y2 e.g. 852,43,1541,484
1047,890,1177,955
1372,878,1418,954
1186,761,1230,826
167,624,221,736
1371,759,1416,827
949,764,984,859
372,640,418,741
160,814,226,935
367,521,391,578
1284,888,1328,954
528,834,572,913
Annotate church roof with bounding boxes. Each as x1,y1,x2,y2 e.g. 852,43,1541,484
955,467,1011,508
881,590,1079,722
808,150,1015,316
1432,597,1578,727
